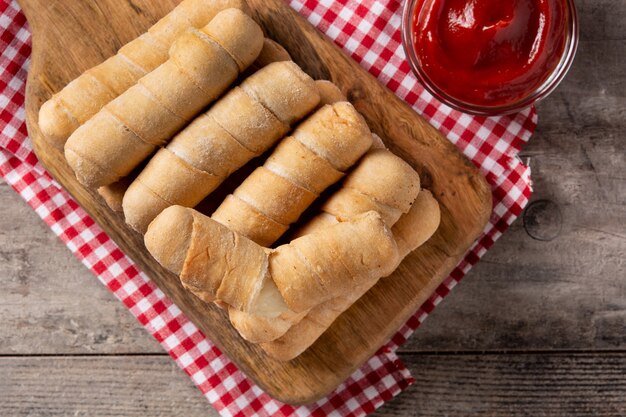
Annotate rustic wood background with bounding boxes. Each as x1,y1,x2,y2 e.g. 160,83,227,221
1,0,624,415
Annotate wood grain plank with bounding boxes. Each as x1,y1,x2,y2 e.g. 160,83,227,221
0,181,163,355
374,353,626,417
1,354,624,416
18,0,491,403
0,356,217,417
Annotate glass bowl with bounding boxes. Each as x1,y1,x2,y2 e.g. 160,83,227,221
401,0,579,116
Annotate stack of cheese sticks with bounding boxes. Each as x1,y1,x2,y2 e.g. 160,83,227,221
42,0,442,361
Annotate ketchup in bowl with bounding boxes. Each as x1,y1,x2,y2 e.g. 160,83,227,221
402,0,578,115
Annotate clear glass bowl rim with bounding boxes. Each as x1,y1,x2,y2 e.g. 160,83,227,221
400,0,580,116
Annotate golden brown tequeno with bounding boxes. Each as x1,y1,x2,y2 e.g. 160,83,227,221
145,206,269,311
145,207,399,315
39,0,249,147
212,196,290,248
269,212,400,313
291,102,374,171
212,101,373,244
65,8,264,189
122,61,320,233
241,65,321,126
303,149,422,232
315,80,345,106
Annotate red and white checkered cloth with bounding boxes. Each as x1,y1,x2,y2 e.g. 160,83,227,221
0,0,536,415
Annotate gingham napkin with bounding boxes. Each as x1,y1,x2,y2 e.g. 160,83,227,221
0,0,536,415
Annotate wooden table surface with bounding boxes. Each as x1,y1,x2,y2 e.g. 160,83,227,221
1,0,624,415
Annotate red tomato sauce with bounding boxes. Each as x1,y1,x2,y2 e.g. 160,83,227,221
412,0,568,107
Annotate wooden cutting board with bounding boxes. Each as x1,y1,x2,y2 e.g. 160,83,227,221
19,0,492,405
